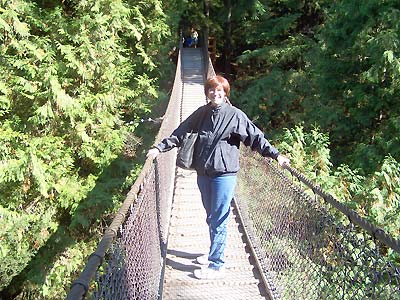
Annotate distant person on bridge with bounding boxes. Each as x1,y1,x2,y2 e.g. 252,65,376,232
189,27,198,48
183,26,198,48
147,75,290,280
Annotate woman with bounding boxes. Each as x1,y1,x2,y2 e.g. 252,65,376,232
146,75,290,280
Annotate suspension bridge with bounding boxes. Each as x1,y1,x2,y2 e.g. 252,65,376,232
66,35,400,300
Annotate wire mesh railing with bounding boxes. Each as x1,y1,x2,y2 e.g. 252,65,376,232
201,28,216,81
66,38,183,300
235,149,400,300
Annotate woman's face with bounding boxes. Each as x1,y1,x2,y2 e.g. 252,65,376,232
207,85,226,107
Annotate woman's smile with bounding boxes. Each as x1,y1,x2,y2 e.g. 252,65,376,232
208,85,226,106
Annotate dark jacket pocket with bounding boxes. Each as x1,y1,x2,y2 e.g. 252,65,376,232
211,141,240,174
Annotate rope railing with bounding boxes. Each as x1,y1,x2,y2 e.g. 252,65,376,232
283,164,400,254
66,36,183,300
235,149,400,300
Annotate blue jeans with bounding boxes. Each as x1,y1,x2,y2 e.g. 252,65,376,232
197,175,237,269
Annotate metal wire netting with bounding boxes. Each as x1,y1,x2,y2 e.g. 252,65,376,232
235,149,400,300
67,37,182,300
89,60,182,300
94,167,160,299
201,28,216,80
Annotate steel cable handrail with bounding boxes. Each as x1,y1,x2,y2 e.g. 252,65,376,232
235,150,400,299
282,164,400,254
66,35,184,300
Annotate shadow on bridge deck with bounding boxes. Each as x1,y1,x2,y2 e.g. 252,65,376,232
162,48,269,300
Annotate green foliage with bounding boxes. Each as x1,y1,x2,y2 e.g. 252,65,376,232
278,125,400,242
32,240,96,299
221,0,400,247
279,125,344,202
0,0,180,297
0,205,58,289
231,0,323,130
231,67,310,129
16,230,98,300
368,156,400,240
309,0,400,172
1,0,398,296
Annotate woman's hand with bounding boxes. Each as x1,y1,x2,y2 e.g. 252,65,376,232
276,154,290,167
146,148,160,160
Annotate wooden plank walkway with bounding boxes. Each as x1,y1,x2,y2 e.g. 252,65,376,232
162,48,268,300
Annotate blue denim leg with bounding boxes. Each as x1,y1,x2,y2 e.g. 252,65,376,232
197,175,237,269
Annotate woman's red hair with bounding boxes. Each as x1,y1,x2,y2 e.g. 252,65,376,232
204,75,230,97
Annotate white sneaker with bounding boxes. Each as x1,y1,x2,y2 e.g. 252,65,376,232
193,266,226,280
196,254,209,265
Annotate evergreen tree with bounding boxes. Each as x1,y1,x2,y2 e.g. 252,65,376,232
231,0,327,129
309,0,400,173
0,0,181,297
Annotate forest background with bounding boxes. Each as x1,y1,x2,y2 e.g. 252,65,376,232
0,0,399,299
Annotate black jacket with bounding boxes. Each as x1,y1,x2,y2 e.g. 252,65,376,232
155,102,280,176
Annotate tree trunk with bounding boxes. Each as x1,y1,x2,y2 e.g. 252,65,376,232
204,0,210,18
204,0,210,46
224,0,232,79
